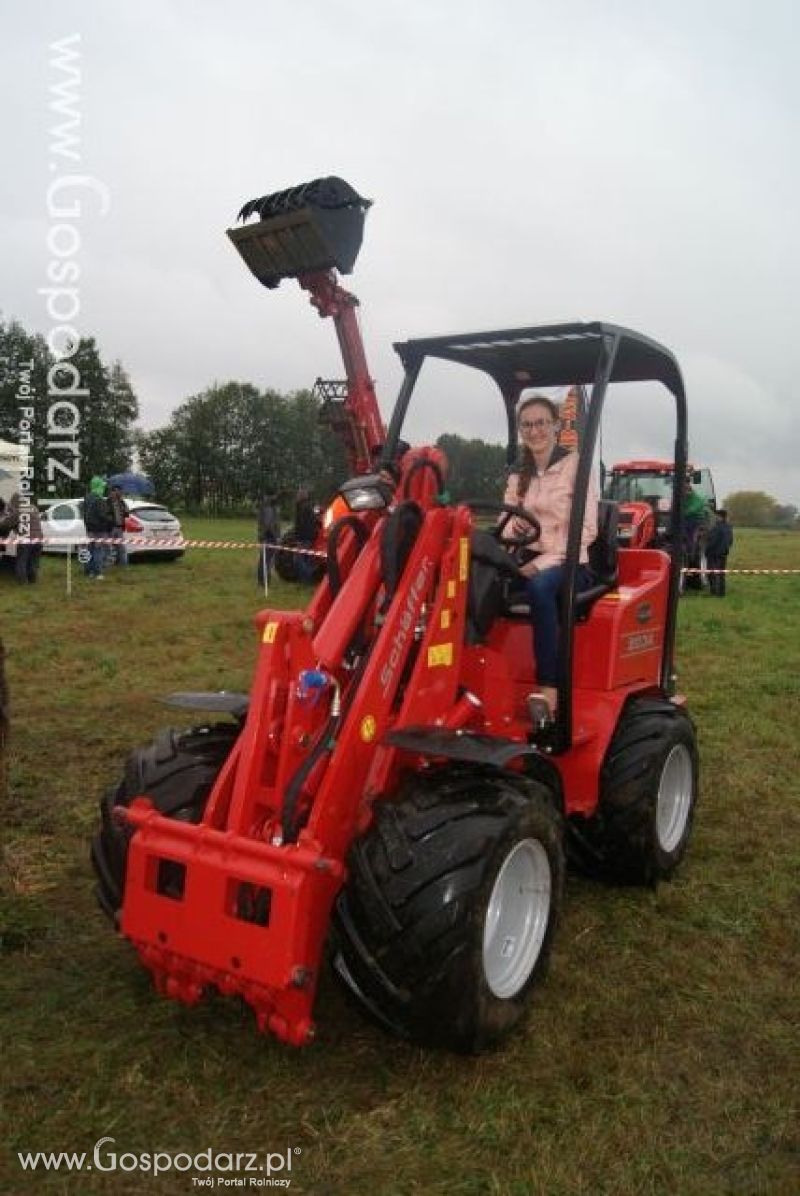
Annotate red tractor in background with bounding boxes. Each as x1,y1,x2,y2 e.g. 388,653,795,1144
91,180,699,1053
606,459,717,590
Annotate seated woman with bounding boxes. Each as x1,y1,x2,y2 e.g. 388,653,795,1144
503,394,598,720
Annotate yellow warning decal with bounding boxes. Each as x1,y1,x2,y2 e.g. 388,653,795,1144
428,643,453,668
440,609,451,629
262,621,279,643
360,715,377,742
447,580,457,599
459,537,469,582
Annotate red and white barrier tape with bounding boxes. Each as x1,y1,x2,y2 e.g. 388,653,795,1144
681,567,800,575
0,536,327,557
1,536,797,571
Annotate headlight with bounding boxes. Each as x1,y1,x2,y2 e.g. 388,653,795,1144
344,486,388,511
338,473,394,512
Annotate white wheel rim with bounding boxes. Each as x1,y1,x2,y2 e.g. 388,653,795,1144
483,838,551,999
656,743,694,853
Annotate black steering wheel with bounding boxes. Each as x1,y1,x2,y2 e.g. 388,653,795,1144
468,501,542,549
492,502,542,550
464,501,542,577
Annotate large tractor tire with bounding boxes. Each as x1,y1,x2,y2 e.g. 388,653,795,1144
273,532,300,582
91,722,239,922
333,769,564,1053
274,532,325,584
590,698,698,884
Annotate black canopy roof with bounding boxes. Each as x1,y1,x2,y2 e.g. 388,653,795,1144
393,321,684,398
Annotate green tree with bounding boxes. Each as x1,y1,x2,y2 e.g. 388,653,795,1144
135,426,183,503
0,316,53,496
436,433,507,502
773,504,799,529
105,361,140,473
723,490,781,527
2,319,140,497
139,384,348,514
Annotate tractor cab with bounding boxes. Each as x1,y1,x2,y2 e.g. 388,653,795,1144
355,321,689,753
606,460,716,551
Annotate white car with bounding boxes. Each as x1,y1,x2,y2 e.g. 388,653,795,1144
40,498,185,559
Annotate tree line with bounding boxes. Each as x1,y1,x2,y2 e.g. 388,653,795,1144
137,394,510,513
0,314,511,514
2,314,797,523
137,383,349,513
722,491,799,529
0,315,138,493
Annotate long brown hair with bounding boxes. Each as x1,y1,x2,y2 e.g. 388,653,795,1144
514,395,560,501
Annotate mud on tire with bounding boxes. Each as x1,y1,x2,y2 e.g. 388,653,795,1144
90,722,239,922
333,769,564,1053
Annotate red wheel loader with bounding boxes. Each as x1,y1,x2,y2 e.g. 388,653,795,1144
91,181,699,1052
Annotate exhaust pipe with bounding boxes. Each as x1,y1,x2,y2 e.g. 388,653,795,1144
228,176,371,289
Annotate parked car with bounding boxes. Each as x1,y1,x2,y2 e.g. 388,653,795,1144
40,499,185,560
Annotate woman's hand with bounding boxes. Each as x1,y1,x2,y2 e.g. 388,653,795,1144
520,560,539,578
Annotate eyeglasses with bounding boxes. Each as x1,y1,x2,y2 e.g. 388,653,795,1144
519,418,555,431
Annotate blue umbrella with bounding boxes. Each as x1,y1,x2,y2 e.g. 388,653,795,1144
107,472,154,497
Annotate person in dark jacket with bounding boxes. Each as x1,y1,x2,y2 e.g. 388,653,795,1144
705,508,734,596
293,488,319,543
84,475,112,579
292,488,320,583
108,484,129,567
256,491,281,587
0,491,43,583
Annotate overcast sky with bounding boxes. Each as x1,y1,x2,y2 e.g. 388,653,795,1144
2,0,798,503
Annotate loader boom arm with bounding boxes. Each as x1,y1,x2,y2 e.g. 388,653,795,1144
300,270,385,474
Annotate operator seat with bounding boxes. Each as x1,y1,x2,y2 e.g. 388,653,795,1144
501,499,620,624
574,499,619,618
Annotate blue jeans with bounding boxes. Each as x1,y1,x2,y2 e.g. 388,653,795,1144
525,564,593,686
84,539,108,577
110,530,128,566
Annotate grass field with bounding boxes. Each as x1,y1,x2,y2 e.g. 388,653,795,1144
1,525,798,1195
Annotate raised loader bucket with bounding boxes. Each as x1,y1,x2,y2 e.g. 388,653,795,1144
227,176,371,289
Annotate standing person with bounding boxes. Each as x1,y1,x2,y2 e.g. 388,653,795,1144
256,490,281,588
683,477,709,557
84,476,112,580
705,508,734,596
502,395,598,722
681,477,710,592
107,484,129,567
0,492,43,583
293,488,320,583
